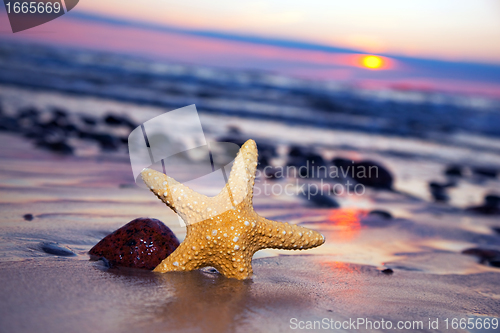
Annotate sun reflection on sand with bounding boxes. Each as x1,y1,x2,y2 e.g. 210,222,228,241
325,208,364,241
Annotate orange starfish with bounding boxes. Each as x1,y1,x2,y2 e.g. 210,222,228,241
141,139,325,279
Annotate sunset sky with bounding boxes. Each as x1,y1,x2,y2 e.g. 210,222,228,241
1,0,500,96
72,0,500,63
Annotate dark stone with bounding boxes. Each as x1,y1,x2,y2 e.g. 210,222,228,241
333,158,393,189
227,125,241,135
368,210,392,219
0,116,19,132
17,107,40,120
361,210,394,227
428,181,450,202
36,139,74,155
288,147,326,178
104,113,136,129
23,214,34,221
80,115,97,126
472,167,498,178
94,133,120,151
466,206,500,215
381,268,393,275
465,193,500,215
352,160,393,190
492,227,500,235
40,242,76,256
484,194,500,207
52,108,67,119
332,157,353,170
490,260,500,268
462,248,500,268
302,191,340,208
289,145,305,158
444,165,463,177
89,217,180,270
78,130,120,151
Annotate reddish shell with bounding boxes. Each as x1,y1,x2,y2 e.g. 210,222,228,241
89,217,179,270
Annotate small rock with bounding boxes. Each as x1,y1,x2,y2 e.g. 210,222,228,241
23,214,34,221
492,227,500,235
462,248,500,268
0,116,19,132
465,193,500,215
302,191,340,208
89,217,180,270
368,210,392,219
78,131,120,151
428,181,452,202
36,139,74,155
361,210,393,227
485,194,500,207
472,167,498,178
104,113,136,129
381,268,394,275
80,115,97,126
40,242,76,256
352,160,393,190
444,165,463,177
332,157,353,170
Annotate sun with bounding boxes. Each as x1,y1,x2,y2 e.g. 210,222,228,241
362,55,383,69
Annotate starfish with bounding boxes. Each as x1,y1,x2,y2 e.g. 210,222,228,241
141,139,325,279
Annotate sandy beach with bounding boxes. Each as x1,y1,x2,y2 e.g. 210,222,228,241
1,79,499,332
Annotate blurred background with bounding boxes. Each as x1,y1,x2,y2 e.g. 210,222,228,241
1,0,500,206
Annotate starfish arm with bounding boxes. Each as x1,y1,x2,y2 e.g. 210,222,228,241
141,168,184,214
221,139,258,207
253,216,325,251
141,169,227,225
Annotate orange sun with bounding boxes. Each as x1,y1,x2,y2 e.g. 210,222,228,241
362,55,383,69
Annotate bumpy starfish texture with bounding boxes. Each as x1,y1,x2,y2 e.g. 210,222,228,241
141,139,325,279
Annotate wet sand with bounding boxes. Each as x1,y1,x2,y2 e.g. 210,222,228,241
1,87,500,332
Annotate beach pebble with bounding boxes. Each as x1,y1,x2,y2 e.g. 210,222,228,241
368,210,392,219
361,210,393,227
332,158,393,189
428,181,452,202
465,193,500,215
352,160,393,190
444,165,463,177
80,115,98,126
89,217,180,270
40,242,76,256
104,113,136,129
78,131,120,151
472,167,498,179
381,268,394,275
23,214,34,221
332,157,352,170
36,139,74,155
303,191,340,208
0,116,19,132
462,248,500,268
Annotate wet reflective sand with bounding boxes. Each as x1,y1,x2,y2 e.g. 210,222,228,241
0,88,500,332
